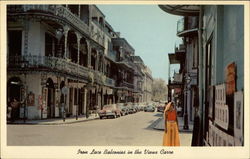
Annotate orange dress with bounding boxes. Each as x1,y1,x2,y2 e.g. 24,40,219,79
163,108,180,146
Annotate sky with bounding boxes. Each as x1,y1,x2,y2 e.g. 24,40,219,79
97,5,182,83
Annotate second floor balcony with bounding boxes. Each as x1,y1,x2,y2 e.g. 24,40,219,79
8,5,90,37
177,16,198,37
7,55,117,86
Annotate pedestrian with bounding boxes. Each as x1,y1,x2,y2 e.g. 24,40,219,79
162,102,180,146
10,98,20,122
7,98,12,122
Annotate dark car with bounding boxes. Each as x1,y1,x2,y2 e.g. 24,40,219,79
157,105,165,112
144,106,155,112
98,104,121,119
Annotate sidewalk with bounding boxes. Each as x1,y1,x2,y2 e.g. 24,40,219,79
7,114,99,125
154,115,193,133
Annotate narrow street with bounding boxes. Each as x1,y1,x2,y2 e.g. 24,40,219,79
7,112,192,146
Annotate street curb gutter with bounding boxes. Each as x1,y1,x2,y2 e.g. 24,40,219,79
153,127,193,133
7,117,99,125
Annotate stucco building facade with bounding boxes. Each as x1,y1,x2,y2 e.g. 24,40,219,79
7,5,152,120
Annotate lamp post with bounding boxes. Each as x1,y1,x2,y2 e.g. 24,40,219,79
61,85,68,122
86,83,93,119
183,74,191,130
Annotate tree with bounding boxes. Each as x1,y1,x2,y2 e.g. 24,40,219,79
152,78,168,102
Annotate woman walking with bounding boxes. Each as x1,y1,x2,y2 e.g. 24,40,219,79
162,102,180,146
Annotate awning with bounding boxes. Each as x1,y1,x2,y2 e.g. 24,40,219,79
159,5,200,16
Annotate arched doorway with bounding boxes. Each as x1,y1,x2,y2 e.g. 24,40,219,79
7,77,23,120
46,78,55,118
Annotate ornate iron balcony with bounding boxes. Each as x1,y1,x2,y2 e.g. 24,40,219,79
177,16,198,37
8,5,90,36
7,55,90,78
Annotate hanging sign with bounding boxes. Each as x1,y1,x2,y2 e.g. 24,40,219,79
234,91,243,145
27,92,35,106
214,84,229,130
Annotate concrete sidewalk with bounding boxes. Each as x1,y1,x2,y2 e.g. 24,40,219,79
154,115,193,133
7,114,99,125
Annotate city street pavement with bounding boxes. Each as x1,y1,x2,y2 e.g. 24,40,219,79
8,114,99,125
7,112,192,146
153,113,194,133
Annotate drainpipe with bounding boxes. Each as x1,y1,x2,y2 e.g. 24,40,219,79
198,5,204,146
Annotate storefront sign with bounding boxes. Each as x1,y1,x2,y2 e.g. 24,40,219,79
234,91,243,145
38,95,43,110
214,84,229,130
107,88,113,95
27,92,35,106
226,62,236,95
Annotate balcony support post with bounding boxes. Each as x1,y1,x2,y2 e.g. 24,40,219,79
101,87,104,109
63,26,70,59
86,40,92,68
101,55,105,73
75,32,82,120
78,5,81,18
95,50,100,71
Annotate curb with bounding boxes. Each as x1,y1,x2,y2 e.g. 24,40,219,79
7,117,99,125
153,127,193,133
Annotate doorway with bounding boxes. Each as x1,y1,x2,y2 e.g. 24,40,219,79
46,78,55,118
7,77,23,119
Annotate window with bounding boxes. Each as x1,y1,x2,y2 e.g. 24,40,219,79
8,30,22,56
45,33,53,56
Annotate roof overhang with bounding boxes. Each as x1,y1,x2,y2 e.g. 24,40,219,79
168,52,185,64
159,5,200,16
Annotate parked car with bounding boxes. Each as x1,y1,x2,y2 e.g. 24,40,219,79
128,106,136,114
98,104,121,119
132,103,139,112
157,105,165,113
116,103,128,116
144,106,155,112
139,106,144,111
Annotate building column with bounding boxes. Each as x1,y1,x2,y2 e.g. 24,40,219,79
86,40,92,68
95,85,98,107
102,55,105,73
83,88,87,115
101,87,104,109
78,5,81,18
95,50,100,71
76,32,82,118
63,26,70,59
23,15,29,56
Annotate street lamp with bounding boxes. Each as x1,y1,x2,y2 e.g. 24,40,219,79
183,74,191,130
85,82,93,118
61,85,68,122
